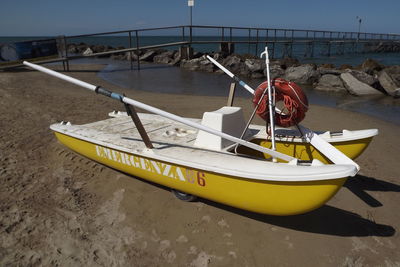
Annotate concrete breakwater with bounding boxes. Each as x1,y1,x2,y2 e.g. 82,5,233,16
68,43,400,98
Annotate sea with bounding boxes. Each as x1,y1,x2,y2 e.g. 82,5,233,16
2,36,400,125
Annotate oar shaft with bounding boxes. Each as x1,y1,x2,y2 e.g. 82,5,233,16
206,55,254,95
23,61,295,163
206,55,234,78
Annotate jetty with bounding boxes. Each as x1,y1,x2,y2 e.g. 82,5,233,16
1,25,400,70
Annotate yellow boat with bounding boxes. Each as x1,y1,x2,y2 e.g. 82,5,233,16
24,61,375,216
51,109,358,216
236,127,378,163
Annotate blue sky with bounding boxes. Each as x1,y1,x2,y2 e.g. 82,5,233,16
1,0,399,36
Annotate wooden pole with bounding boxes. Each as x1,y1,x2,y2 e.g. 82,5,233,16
227,83,236,106
124,101,153,149
128,31,133,70
135,30,140,70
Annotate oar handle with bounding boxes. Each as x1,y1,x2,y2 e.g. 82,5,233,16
23,61,97,91
23,61,124,101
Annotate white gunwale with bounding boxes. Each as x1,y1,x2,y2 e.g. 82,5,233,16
50,114,357,182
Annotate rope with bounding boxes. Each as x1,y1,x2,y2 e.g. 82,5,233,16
253,79,308,127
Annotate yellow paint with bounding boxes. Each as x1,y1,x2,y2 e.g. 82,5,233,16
235,137,373,163
54,132,347,216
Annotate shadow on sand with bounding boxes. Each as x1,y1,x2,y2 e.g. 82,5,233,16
344,174,400,207
198,174,398,237
64,145,397,238
201,200,395,237
120,171,397,237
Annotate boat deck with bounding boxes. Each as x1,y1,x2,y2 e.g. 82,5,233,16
81,113,202,150
50,112,357,181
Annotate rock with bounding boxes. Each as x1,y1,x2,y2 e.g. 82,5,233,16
125,51,139,61
384,66,400,84
221,55,245,75
76,43,88,53
82,48,93,56
244,59,265,73
318,67,342,75
346,70,377,86
385,65,400,74
392,88,400,98
192,51,204,59
283,58,301,68
264,65,285,80
378,70,400,95
153,50,176,64
339,64,353,70
180,56,214,72
315,74,346,92
169,52,181,66
319,63,335,69
139,50,157,61
67,44,78,54
250,72,265,79
240,53,258,60
180,59,196,71
96,46,114,58
371,42,400,52
198,56,215,72
271,58,300,69
359,58,383,74
340,72,384,95
109,46,128,60
91,45,106,53
284,64,319,84
211,52,224,61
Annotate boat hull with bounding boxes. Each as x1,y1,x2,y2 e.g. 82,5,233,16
54,132,347,216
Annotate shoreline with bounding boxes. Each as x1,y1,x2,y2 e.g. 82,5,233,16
92,59,400,126
62,42,400,99
1,63,400,266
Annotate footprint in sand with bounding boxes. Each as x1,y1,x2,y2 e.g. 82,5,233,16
217,219,229,228
201,215,211,223
176,235,189,243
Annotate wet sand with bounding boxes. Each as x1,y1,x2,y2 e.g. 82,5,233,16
1,64,400,266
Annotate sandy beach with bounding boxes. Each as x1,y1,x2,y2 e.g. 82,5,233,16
1,64,400,266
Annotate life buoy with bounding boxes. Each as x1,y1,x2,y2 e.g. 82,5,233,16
253,78,308,127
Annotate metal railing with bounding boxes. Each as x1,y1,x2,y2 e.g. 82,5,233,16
2,25,400,70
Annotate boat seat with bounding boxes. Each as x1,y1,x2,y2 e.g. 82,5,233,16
194,106,250,151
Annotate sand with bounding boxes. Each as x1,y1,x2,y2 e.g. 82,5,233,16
0,64,399,266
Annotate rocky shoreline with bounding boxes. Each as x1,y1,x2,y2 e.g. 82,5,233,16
68,43,400,98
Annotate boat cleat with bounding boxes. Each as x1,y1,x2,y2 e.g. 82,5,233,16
109,110,128,118
59,121,71,126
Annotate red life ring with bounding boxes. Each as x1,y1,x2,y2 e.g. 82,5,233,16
253,78,308,127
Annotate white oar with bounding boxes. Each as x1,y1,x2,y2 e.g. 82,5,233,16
298,125,359,170
206,54,360,171
207,55,254,95
23,61,296,163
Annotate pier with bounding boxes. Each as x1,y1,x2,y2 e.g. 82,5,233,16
1,25,400,70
